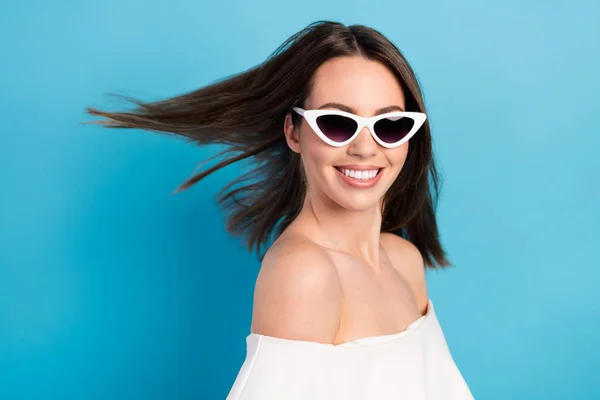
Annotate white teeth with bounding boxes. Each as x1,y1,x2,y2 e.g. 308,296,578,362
339,168,379,180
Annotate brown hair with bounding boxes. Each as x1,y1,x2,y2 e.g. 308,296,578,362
83,20,451,269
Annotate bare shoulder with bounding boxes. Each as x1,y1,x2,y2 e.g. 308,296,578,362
380,232,429,315
250,237,343,344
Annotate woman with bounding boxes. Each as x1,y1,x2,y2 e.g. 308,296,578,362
86,20,473,399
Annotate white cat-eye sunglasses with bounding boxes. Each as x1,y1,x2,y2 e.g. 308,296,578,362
292,107,427,149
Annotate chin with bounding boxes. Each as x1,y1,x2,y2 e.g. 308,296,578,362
333,195,381,212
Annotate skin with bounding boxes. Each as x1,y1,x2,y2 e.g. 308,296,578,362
251,56,429,345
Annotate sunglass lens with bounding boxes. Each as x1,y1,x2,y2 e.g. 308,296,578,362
374,116,415,144
316,115,357,143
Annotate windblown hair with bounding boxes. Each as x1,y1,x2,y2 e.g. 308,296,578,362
84,20,451,268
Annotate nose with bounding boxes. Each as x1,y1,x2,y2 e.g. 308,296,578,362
347,126,378,157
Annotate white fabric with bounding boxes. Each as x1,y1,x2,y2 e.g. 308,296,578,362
226,299,474,399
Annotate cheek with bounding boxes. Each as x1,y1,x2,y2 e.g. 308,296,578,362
387,143,409,169
302,151,335,185
299,131,337,171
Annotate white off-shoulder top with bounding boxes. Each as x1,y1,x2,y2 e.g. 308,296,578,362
225,299,474,399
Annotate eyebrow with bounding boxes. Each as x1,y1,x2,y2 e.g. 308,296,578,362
316,102,405,114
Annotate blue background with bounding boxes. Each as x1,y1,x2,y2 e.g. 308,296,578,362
1,1,598,399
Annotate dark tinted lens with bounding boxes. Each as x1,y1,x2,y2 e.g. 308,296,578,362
374,116,415,143
316,114,357,142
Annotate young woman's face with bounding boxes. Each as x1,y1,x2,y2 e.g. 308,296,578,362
285,55,409,212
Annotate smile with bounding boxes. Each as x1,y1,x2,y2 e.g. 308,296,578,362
333,166,383,188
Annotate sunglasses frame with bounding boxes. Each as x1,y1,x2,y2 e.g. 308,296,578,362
292,107,427,149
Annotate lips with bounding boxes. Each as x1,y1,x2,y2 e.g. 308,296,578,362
333,165,385,170
333,166,384,188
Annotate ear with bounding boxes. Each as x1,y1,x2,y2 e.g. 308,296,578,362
284,112,301,154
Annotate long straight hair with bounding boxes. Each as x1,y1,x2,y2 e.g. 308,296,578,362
84,20,451,269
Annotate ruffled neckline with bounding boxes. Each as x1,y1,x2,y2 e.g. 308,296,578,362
247,298,434,348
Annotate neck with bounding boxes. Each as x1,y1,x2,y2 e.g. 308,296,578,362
295,192,384,271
